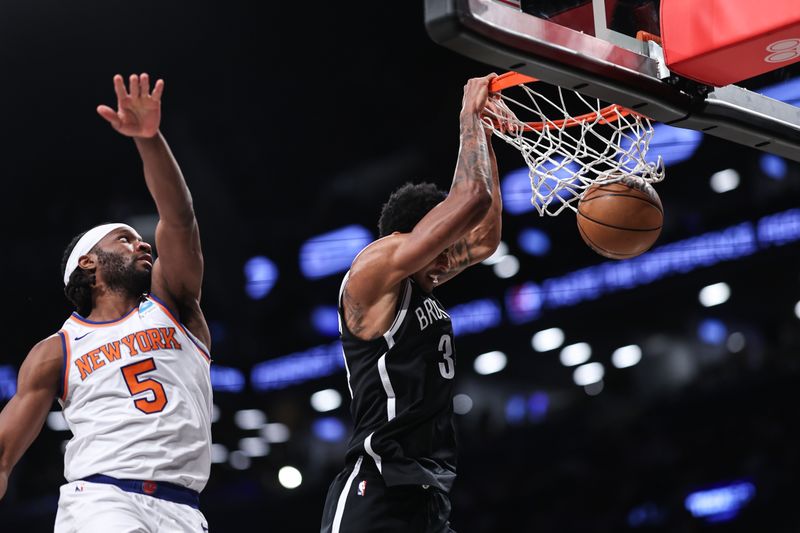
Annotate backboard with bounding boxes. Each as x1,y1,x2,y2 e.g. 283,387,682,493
425,0,800,161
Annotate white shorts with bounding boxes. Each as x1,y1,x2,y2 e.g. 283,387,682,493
54,480,209,533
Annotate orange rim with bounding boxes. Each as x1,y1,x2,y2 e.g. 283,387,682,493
488,71,641,131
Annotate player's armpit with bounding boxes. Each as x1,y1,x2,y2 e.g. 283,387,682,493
0,335,62,500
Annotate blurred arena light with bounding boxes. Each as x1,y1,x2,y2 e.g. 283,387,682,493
726,332,746,353
760,153,788,180
299,225,372,279
759,75,800,106
311,305,340,338
452,393,473,415
611,345,643,369
698,319,728,345
46,411,69,431
506,282,543,324
234,409,267,430
698,282,731,307
794,300,800,319
559,342,591,367
0,366,17,400
531,327,564,352
210,365,245,393
210,444,228,464
310,389,342,412
312,417,347,442
527,392,549,422
709,169,740,193
493,254,520,279
573,362,605,386
621,123,702,166
498,158,581,214
211,405,221,424
473,351,507,375
505,394,527,424
501,168,537,215
448,299,502,336
228,450,251,471
684,480,756,523
518,227,551,256
481,241,508,265
239,437,270,458
243,256,278,300
261,423,291,444
278,466,303,489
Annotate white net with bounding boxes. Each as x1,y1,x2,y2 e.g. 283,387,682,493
484,82,665,216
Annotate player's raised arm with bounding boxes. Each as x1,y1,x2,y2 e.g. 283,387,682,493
97,73,208,346
388,75,497,277
349,75,497,301
432,97,507,286
0,336,62,500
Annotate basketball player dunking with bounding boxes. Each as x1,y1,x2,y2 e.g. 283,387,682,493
320,74,509,532
0,73,212,532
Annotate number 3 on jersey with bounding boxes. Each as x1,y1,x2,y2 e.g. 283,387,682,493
121,358,168,414
438,334,455,379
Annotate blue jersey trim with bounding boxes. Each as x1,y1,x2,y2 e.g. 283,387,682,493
71,305,138,325
58,331,67,400
82,474,200,509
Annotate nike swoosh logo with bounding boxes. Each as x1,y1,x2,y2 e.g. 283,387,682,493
74,332,94,341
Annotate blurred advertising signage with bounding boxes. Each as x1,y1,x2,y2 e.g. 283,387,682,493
251,342,345,391
684,480,756,523
299,225,372,279
0,366,15,400
507,208,800,322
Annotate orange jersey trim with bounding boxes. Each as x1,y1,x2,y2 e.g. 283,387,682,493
148,297,212,363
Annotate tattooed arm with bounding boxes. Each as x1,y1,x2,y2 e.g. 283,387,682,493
378,74,496,281
341,74,497,339
434,101,504,286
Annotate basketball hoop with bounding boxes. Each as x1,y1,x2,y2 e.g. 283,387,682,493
484,72,665,216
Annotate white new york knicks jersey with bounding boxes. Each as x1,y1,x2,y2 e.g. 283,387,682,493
57,295,213,492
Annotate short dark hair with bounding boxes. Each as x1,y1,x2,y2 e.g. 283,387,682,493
378,182,447,238
61,231,94,317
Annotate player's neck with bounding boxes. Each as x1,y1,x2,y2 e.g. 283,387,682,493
86,288,142,322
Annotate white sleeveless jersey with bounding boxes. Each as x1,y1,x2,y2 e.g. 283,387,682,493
57,295,213,492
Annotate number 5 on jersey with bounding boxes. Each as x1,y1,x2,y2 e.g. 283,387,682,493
121,358,168,414
438,334,455,379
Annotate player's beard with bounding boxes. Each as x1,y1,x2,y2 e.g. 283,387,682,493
96,250,152,298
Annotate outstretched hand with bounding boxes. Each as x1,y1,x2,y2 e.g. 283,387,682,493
97,73,164,138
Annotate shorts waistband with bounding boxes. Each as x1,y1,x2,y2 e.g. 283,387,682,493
82,474,200,509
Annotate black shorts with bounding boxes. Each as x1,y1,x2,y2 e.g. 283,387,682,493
320,456,456,533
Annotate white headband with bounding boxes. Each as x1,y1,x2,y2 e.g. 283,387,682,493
63,223,136,286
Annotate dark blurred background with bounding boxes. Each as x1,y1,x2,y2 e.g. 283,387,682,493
1,1,800,531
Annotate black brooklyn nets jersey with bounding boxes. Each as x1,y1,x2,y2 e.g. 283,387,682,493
339,273,458,493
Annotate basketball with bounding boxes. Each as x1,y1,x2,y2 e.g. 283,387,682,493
576,176,663,259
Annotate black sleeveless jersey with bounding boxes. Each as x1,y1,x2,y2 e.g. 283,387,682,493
338,274,458,493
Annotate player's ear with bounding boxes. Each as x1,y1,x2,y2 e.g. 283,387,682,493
77,254,98,272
